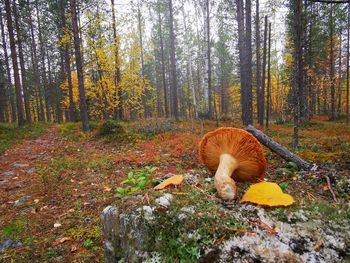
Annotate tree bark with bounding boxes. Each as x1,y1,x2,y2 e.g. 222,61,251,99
246,125,312,170
347,3,350,125
266,22,271,128
27,0,44,122
137,1,147,118
36,3,51,122
337,34,342,115
111,0,123,120
293,0,303,148
329,4,336,120
168,0,179,120
70,0,89,131
204,0,213,119
255,0,262,126
157,1,168,118
261,15,268,127
4,0,24,127
0,6,16,123
13,0,31,123
61,0,76,122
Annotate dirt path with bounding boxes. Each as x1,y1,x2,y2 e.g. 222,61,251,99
0,126,120,261
0,126,58,202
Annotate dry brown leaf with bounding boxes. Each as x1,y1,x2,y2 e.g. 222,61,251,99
154,174,184,190
52,237,72,246
70,245,78,252
240,182,295,207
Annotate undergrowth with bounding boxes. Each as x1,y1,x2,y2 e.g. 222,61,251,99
0,123,48,155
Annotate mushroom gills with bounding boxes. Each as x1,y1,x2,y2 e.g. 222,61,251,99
214,153,239,200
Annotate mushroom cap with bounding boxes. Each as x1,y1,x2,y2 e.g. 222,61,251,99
199,127,267,182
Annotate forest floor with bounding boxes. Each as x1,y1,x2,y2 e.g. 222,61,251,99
0,118,349,262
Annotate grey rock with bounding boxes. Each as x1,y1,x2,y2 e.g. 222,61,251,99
12,162,29,168
27,167,37,173
2,171,14,176
13,195,31,207
83,217,92,224
101,205,152,263
0,239,22,253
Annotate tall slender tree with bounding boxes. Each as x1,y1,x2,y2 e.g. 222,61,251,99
0,6,16,123
236,0,253,126
70,0,89,131
266,22,271,128
4,0,24,127
255,0,262,126
168,0,178,120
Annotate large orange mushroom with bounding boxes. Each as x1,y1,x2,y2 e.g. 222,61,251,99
199,127,267,200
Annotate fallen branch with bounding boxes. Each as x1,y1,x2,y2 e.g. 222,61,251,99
246,125,338,202
246,125,312,170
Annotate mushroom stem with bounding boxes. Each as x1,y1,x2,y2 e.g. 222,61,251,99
214,154,239,200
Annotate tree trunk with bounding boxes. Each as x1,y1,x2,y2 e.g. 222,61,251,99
27,0,44,122
236,0,253,126
0,6,16,123
157,2,168,118
137,1,147,118
255,0,262,126
337,34,342,115
168,0,179,120
4,0,24,127
245,0,253,125
70,0,89,131
60,0,76,122
261,15,268,126
329,4,336,121
36,3,51,122
266,22,271,128
347,3,350,125
13,0,31,123
111,0,123,120
204,0,213,119
293,0,303,148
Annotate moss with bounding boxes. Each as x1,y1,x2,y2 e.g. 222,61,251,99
143,183,250,262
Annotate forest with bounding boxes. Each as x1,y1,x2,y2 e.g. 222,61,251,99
0,0,349,262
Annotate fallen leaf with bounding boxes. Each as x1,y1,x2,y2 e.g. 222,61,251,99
154,174,184,190
53,237,72,246
54,222,62,228
240,182,295,207
70,245,78,252
104,186,112,192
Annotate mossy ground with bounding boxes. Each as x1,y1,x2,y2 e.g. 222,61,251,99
0,117,349,261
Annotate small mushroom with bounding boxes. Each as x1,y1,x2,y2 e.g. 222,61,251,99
199,127,267,200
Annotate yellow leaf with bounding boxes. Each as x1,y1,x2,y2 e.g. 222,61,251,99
154,174,184,190
240,182,295,207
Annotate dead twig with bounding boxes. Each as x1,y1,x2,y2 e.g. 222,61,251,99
249,219,278,236
322,172,338,203
224,226,257,234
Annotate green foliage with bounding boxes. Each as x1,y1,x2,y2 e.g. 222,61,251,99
83,239,94,249
0,123,47,154
279,182,289,191
2,219,26,238
57,122,98,141
116,166,157,197
98,119,125,136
